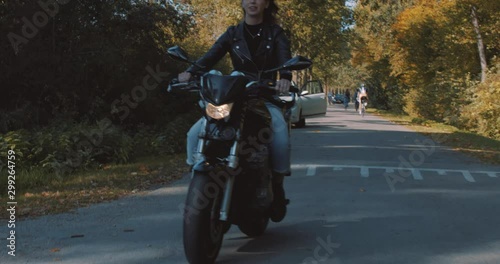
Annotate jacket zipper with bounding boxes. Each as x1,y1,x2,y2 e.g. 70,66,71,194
233,48,245,65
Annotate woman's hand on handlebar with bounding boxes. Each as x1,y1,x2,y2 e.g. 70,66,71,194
169,72,199,92
178,71,192,82
275,79,291,93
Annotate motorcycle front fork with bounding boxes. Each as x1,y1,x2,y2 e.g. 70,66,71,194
193,121,240,222
219,140,239,221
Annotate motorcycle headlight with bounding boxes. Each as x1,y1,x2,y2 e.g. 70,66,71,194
206,103,233,120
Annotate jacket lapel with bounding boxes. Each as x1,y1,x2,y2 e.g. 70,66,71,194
233,23,252,60
255,24,272,57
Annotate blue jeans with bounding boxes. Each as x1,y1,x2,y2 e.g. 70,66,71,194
186,102,290,174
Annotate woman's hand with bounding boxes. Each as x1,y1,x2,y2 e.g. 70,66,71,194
275,79,291,94
178,72,192,82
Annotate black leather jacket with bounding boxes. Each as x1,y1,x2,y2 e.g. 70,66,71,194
187,22,292,81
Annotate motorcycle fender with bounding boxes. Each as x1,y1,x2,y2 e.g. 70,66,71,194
192,160,215,173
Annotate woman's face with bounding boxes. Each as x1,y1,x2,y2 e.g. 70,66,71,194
242,0,269,17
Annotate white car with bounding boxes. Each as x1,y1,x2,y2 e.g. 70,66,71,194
280,80,327,128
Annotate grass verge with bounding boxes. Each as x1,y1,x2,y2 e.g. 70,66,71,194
370,109,500,165
0,154,188,219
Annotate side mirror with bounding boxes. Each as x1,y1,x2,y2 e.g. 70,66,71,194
301,90,309,96
167,46,191,63
264,56,312,73
281,56,313,71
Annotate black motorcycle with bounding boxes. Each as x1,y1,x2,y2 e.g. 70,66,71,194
167,46,311,264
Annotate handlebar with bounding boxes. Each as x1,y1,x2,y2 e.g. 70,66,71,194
168,77,299,100
167,78,200,93
168,77,298,110
245,79,299,94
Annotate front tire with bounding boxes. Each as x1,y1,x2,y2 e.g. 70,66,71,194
183,172,225,264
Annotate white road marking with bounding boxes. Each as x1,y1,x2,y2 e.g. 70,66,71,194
361,167,369,178
291,164,500,183
462,171,476,183
486,172,498,178
306,166,316,177
437,170,447,175
411,169,423,180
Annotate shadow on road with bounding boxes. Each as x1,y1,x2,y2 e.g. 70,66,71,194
217,183,500,264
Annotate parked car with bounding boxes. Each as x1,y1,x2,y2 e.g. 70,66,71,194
333,94,345,104
280,80,327,128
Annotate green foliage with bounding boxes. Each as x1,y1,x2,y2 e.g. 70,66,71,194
179,0,240,74
129,111,199,158
403,73,467,123
0,0,204,177
280,0,352,82
411,117,430,126
0,121,132,175
389,0,498,126
152,115,195,155
0,113,199,176
460,61,500,139
351,0,499,140
350,0,415,112
365,58,408,113
0,0,194,132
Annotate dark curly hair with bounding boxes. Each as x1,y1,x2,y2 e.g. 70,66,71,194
264,0,279,24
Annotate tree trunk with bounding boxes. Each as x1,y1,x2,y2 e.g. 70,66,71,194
471,5,487,83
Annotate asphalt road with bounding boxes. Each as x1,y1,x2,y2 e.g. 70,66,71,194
2,104,500,264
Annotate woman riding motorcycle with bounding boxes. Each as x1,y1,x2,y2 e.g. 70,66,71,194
178,0,291,222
